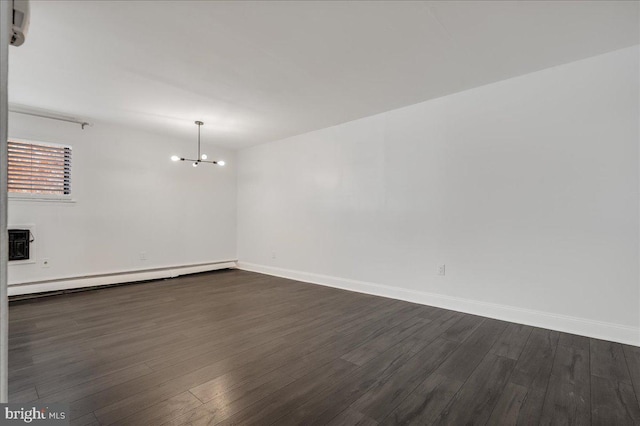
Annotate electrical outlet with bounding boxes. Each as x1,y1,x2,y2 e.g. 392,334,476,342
140,252,147,261
438,264,446,276
42,258,50,268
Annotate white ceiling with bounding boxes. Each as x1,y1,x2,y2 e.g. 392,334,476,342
9,1,639,150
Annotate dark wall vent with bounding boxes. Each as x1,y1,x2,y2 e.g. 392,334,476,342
9,229,31,261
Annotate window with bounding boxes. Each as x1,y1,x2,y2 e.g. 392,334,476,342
8,140,72,196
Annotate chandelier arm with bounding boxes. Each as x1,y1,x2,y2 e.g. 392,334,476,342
181,158,222,164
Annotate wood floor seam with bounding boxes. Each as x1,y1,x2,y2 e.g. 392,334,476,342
622,346,640,409
7,270,640,425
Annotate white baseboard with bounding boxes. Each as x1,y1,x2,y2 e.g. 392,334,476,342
8,260,238,296
237,262,640,347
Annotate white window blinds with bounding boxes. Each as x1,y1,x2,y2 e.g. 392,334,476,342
8,141,72,195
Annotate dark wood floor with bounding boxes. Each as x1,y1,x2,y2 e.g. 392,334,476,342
7,270,640,426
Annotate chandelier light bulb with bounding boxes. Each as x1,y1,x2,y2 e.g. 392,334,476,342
192,161,198,167
218,160,225,166
171,155,180,162
201,154,207,160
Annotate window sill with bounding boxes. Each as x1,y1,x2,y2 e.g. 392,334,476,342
8,195,76,203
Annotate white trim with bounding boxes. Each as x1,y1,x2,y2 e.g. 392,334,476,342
237,262,640,347
7,194,75,203
8,260,237,296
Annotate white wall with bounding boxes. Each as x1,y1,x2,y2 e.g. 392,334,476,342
237,46,640,345
8,114,237,293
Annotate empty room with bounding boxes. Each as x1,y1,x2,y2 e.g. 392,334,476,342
0,1,638,425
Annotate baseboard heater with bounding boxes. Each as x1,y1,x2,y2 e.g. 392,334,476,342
8,260,238,298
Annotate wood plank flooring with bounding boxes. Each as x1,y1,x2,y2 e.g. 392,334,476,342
7,269,640,425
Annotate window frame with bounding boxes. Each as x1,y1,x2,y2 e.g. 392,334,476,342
7,138,75,203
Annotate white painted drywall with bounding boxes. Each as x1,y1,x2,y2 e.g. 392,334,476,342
8,114,237,288
237,46,640,344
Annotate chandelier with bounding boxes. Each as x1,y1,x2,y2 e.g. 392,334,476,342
171,121,225,167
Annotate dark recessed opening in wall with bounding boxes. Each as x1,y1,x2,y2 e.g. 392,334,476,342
8,229,31,261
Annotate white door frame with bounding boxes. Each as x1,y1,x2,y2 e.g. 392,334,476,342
0,0,11,403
